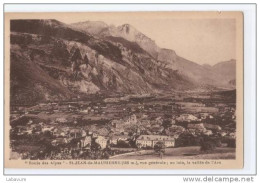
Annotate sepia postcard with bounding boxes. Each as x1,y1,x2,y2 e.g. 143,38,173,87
4,12,243,169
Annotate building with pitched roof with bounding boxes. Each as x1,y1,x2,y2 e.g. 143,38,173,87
136,135,175,148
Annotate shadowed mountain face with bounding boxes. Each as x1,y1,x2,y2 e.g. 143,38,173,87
10,19,235,104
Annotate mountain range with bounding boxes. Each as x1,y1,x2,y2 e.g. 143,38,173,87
9,19,236,104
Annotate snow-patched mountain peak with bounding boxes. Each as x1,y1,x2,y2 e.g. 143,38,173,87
71,21,109,35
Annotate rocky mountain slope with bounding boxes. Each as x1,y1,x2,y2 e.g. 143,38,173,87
9,19,235,105
203,59,236,86
212,59,236,83
71,21,236,87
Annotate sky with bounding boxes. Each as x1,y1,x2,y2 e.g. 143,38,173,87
56,12,236,66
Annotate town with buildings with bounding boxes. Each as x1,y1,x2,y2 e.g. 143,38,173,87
10,90,236,160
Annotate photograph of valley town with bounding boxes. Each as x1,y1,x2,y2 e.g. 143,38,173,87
9,15,237,161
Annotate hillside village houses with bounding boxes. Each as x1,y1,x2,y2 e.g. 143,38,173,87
111,114,137,130
80,136,92,149
48,112,181,150
95,136,108,149
13,100,234,159
187,123,205,131
109,135,129,145
187,123,221,133
176,114,198,122
69,129,87,138
203,123,222,131
50,128,108,149
125,114,137,125
51,138,69,146
200,113,214,120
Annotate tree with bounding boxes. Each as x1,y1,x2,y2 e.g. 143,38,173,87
136,143,142,154
162,118,172,130
43,130,53,138
200,141,216,152
136,143,142,150
162,115,173,135
102,147,111,159
71,149,79,159
200,136,217,152
227,138,236,148
91,140,101,152
175,133,197,147
116,140,130,148
154,141,166,159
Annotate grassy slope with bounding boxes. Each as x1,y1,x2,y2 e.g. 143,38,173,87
110,146,235,160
